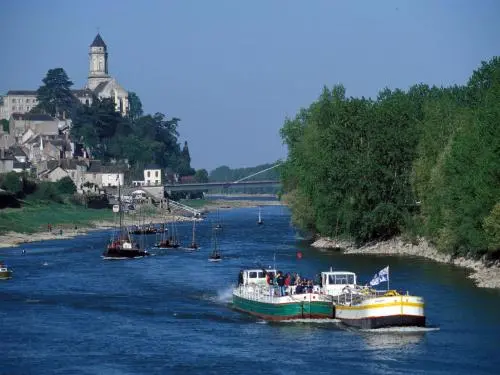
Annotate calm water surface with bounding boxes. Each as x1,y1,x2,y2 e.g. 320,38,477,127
1,204,500,374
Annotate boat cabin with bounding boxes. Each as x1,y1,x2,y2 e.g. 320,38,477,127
320,270,357,296
240,269,277,287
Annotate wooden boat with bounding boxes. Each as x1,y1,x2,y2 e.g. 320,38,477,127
319,268,425,329
154,219,180,248
214,208,223,230
129,224,158,235
232,269,334,321
208,230,221,261
187,218,199,250
102,184,149,260
0,262,13,280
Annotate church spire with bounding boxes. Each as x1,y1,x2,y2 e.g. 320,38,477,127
90,33,107,48
87,33,109,90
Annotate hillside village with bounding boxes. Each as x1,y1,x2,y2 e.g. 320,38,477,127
0,34,194,201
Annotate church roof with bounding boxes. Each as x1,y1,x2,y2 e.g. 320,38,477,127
91,33,107,48
93,81,109,94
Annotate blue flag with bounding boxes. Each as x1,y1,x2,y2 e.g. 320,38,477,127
369,266,389,286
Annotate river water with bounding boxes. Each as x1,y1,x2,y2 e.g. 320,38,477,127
1,204,499,374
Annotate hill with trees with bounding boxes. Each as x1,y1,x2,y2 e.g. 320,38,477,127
30,68,195,178
280,57,500,259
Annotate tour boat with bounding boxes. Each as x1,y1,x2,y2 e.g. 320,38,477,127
0,262,13,280
319,268,425,329
232,269,334,321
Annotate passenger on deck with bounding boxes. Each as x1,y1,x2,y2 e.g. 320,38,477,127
277,271,286,296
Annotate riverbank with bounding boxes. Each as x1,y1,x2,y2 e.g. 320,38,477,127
311,236,500,289
0,198,282,249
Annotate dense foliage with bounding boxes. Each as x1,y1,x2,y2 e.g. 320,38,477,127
280,57,500,258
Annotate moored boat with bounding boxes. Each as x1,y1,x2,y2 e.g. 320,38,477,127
103,237,149,259
103,182,149,260
319,267,425,329
0,262,13,280
232,269,334,321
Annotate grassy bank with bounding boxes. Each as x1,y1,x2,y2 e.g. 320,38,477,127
0,202,113,234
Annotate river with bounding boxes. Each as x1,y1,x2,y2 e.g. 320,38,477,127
1,203,499,374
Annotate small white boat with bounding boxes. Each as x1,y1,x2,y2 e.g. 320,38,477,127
0,262,13,280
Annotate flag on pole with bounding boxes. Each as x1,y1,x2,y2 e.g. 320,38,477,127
369,266,390,286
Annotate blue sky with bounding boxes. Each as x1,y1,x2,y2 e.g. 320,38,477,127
1,0,498,171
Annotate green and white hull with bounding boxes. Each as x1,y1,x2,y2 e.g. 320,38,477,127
232,286,334,321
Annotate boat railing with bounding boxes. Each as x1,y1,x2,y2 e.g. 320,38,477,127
333,288,410,305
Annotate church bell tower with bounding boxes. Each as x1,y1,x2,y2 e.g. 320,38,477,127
86,33,110,90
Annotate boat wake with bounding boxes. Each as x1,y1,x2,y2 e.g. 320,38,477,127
275,318,342,324
215,286,234,304
359,326,440,333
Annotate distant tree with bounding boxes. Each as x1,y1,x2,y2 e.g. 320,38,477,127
0,119,8,132
35,68,78,118
0,172,23,196
56,176,77,195
194,169,209,183
128,91,143,120
177,141,195,176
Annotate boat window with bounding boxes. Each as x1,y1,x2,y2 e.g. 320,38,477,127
347,274,355,284
257,271,264,278
335,274,349,284
249,271,258,278
328,275,336,284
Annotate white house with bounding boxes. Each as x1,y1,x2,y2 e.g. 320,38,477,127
102,172,124,187
144,164,162,186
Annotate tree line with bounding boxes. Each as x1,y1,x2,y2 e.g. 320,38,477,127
280,57,500,259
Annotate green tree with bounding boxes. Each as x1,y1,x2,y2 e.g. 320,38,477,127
56,176,77,195
194,169,209,183
35,68,77,118
128,91,143,120
0,172,23,196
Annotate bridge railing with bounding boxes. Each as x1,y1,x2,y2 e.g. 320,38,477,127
167,199,202,217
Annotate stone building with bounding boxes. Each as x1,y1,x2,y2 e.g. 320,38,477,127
0,34,128,120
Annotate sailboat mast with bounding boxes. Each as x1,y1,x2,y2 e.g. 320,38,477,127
192,218,196,244
118,182,122,231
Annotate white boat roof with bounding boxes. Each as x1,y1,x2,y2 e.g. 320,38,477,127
243,269,276,273
321,270,356,275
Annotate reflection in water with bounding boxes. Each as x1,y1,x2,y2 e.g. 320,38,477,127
361,331,425,350
357,326,438,350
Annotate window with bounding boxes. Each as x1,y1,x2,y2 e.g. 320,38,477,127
147,171,150,178
12,106,15,110
155,171,158,177
249,272,257,278
27,106,30,110
12,99,16,103
26,99,30,103
258,271,264,278
155,180,159,185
